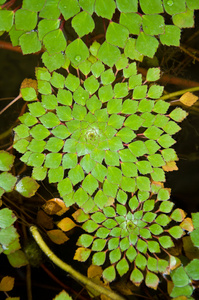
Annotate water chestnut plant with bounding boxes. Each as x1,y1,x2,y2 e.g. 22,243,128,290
0,0,199,299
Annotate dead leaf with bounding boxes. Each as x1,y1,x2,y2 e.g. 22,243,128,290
180,92,198,107
0,276,14,292
88,265,103,279
163,161,178,172
20,78,38,94
36,210,54,229
57,217,76,232
183,236,199,259
42,198,69,216
47,229,69,245
180,218,194,232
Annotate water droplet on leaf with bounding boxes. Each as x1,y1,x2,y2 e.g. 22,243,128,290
75,55,81,62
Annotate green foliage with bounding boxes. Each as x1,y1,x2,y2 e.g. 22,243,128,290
0,0,199,299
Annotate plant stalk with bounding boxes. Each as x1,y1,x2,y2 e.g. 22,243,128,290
30,226,125,300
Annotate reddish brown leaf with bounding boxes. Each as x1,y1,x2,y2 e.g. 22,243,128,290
36,210,54,229
47,229,69,245
42,198,69,216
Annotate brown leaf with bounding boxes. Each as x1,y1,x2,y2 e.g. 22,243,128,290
0,276,14,292
47,229,69,245
180,218,194,232
36,210,54,229
57,217,76,232
42,198,69,216
20,78,38,94
180,92,198,107
163,161,178,172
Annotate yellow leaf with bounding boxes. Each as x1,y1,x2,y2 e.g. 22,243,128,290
42,198,69,216
180,92,198,107
57,217,76,232
0,276,14,292
47,229,69,245
180,218,194,232
162,161,178,172
88,265,103,278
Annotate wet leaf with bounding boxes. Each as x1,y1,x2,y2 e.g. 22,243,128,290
42,198,69,216
57,217,76,232
0,276,14,292
47,230,69,245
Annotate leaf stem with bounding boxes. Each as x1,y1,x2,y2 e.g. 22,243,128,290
160,86,199,101
30,226,125,300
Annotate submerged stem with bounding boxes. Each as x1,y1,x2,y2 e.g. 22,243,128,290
160,86,199,101
30,226,125,300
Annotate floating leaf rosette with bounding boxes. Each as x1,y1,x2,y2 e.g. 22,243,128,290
73,187,186,287
13,49,188,288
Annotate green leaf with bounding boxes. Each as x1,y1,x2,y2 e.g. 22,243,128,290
137,239,148,253
94,190,108,209
96,227,110,238
171,266,190,287
32,166,47,181
0,208,16,229
74,247,91,262
153,100,170,114
133,85,147,99
136,32,159,58
147,85,164,99
0,10,14,31
143,200,155,212
103,179,118,198
107,166,122,184
91,61,105,78
186,0,199,9
121,162,138,177
7,249,28,268
109,248,121,264
15,176,39,197
0,172,17,192
136,161,153,175
122,99,138,114
159,201,174,213
120,13,141,35
130,267,144,286
124,38,143,61
84,75,99,94
146,68,161,82
42,52,65,72
19,32,41,55
58,178,73,197
170,107,188,122
163,0,186,14
157,188,170,201
145,271,159,289
162,148,178,162
50,72,65,88
40,112,60,128
73,86,89,105
170,285,193,298
28,152,45,167
53,290,73,300
106,22,129,48
92,252,106,266
148,154,165,167
15,9,37,31
149,224,163,235
120,177,136,192
172,8,194,28
98,41,121,67
103,265,116,282
68,165,84,185
147,241,160,253
52,125,71,139
41,94,57,110
22,0,46,11
191,212,199,228
108,237,120,250
82,220,99,233
168,226,184,239
190,228,199,247
95,0,116,19
39,0,60,19
58,0,80,20
155,214,171,226
159,236,174,248
129,141,148,157
72,11,94,37
66,39,89,66
135,253,147,270
28,139,46,153
28,102,46,117
98,85,114,102
185,259,199,280
139,0,163,14
116,258,129,276
138,99,154,113
79,0,95,14
142,14,164,35
136,176,151,191
124,114,143,130
92,238,106,251
21,87,37,101
160,25,181,47
37,80,51,94
114,83,128,98
157,134,175,148
116,0,138,12
123,62,137,77
0,151,15,171
82,174,98,195
144,126,163,140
